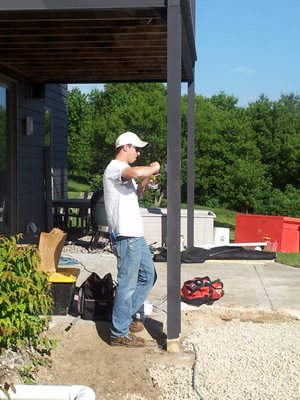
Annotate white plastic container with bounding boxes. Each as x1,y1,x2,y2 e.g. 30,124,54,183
136,302,153,322
143,301,153,316
213,227,230,245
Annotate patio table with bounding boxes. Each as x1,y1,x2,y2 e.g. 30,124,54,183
53,198,91,232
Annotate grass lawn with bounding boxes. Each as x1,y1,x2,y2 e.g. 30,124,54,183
197,205,236,237
68,179,89,199
276,252,300,268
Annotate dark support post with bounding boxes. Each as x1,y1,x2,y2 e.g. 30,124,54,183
187,78,195,249
167,0,182,348
187,0,196,249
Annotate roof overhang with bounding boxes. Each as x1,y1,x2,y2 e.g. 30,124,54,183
0,0,196,84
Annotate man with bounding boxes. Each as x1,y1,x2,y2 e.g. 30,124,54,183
103,131,160,347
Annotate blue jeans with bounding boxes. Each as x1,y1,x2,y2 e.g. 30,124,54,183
111,236,155,338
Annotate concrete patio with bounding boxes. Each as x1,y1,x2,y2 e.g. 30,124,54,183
55,251,300,335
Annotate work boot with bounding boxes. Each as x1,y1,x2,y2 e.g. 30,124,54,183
129,320,145,333
110,333,145,348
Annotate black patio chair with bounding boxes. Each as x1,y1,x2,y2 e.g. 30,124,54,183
89,189,109,251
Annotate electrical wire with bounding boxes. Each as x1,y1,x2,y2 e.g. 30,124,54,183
60,253,94,273
190,341,205,400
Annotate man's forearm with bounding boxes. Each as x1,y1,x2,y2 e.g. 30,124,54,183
137,176,151,198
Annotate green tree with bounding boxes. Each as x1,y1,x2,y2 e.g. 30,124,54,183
257,184,300,217
67,85,300,217
225,158,271,212
67,88,93,182
88,83,168,205
190,93,269,211
210,91,239,111
270,94,300,190
247,93,300,191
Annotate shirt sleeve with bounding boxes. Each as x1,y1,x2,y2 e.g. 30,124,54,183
107,160,129,183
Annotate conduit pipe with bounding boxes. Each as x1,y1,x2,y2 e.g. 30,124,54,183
0,384,95,400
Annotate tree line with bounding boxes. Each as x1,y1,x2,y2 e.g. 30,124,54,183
67,83,300,217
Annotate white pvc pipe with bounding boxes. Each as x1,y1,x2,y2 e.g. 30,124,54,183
0,384,95,400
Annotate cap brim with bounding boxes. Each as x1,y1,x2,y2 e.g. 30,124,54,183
139,140,148,147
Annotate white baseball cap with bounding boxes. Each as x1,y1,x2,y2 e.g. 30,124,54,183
115,131,148,149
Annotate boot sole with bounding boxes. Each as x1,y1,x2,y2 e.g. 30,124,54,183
110,341,146,348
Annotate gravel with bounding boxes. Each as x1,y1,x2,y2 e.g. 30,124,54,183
63,243,300,400
3,315,299,400
63,237,112,254
0,347,32,384
148,318,300,400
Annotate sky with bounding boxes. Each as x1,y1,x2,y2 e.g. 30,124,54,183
69,0,300,107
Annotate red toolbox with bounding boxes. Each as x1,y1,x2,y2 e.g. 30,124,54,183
235,214,300,252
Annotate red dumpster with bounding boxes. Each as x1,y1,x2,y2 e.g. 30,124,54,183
235,213,300,252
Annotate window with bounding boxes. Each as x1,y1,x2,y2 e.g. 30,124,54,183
0,84,8,234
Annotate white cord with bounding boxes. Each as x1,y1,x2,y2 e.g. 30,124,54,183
190,341,205,399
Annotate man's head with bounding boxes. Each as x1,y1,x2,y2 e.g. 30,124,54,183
115,131,148,149
115,132,148,163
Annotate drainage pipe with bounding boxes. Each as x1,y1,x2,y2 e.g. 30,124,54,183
0,384,95,400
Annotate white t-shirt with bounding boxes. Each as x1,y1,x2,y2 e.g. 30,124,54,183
103,159,144,237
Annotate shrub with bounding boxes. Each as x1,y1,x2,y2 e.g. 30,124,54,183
257,185,300,217
0,235,53,349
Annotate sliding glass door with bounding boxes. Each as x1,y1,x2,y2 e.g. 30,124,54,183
0,83,8,234
0,79,17,235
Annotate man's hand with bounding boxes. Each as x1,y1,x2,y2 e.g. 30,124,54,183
136,162,160,198
150,162,160,175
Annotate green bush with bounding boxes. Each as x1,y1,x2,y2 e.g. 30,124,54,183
257,185,300,217
0,235,53,349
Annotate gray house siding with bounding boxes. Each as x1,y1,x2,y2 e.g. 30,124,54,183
18,82,45,235
17,82,68,238
45,84,68,201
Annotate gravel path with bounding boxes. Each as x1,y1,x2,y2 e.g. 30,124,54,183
149,318,300,400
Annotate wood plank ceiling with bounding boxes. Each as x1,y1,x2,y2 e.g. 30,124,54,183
0,8,176,84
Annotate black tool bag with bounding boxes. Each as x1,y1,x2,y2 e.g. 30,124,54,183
77,272,115,321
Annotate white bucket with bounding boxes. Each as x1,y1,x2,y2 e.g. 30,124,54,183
143,301,153,316
213,227,230,245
